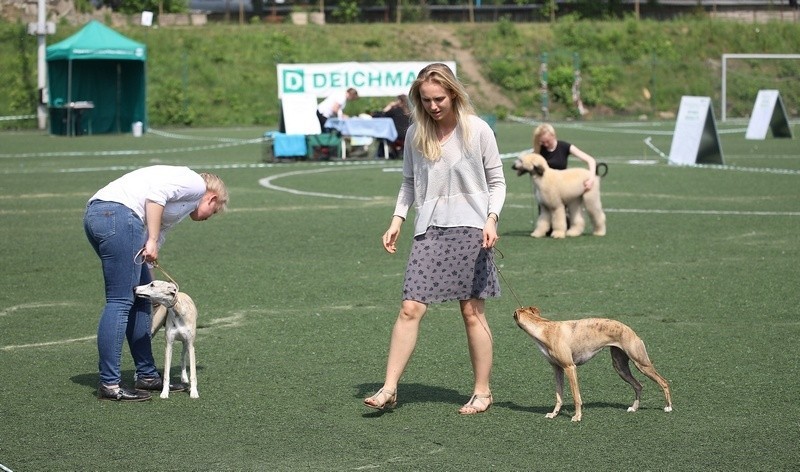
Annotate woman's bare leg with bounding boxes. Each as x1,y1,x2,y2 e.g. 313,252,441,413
458,298,493,413
364,300,427,407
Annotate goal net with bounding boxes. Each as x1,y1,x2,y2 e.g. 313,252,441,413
721,53,800,121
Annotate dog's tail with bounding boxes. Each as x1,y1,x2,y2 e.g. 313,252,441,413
151,304,167,336
596,162,608,177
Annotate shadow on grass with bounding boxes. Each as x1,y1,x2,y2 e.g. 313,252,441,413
495,400,552,415
71,370,126,389
356,382,470,417
71,368,204,399
355,382,624,417
502,400,644,419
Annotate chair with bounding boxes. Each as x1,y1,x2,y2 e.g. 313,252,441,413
307,133,342,160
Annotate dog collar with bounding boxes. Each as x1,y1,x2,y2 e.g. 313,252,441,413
164,293,178,309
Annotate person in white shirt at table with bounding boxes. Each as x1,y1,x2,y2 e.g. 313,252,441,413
316,87,359,130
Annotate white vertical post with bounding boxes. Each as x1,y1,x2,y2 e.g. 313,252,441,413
721,55,727,122
36,0,47,130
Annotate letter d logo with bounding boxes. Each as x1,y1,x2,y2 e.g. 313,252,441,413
282,69,305,93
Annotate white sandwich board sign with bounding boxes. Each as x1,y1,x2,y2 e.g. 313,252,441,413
668,96,724,165
280,93,322,135
745,90,793,140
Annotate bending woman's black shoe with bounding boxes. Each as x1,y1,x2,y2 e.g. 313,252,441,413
134,375,188,392
97,384,151,402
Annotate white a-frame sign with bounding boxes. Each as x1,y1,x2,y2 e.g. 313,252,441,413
745,90,793,140
668,96,724,165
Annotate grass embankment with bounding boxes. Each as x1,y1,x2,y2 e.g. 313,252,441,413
1,17,799,128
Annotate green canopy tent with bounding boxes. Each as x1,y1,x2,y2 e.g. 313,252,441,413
46,20,147,135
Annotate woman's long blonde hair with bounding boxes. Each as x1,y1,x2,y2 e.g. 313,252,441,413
409,63,475,161
532,123,556,154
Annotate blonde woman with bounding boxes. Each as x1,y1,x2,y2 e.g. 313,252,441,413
364,63,506,415
533,123,597,190
84,166,228,401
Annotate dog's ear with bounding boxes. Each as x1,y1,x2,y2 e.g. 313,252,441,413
529,307,549,321
511,160,529,176
533,164,545,177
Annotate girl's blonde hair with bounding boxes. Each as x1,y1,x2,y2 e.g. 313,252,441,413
200,172,229,213
532,123,556,154
409,63,475,161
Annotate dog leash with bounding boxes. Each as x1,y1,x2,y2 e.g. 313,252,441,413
465,246,525,349
151,260,180,293
492,247,524,309
133,248,181,293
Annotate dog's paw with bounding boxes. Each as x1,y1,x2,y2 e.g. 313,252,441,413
550,231,566,239
627,406,637,413
571,415,582,422
545,412,558,419
531,231,546,238
160,392,170,399
664,406,673,413
593,230,606,236
190,390,200,399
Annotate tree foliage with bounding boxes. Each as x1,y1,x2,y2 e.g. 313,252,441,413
99,0,188,14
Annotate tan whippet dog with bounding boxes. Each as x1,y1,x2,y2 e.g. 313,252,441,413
513,306,672,422
135,280,199,399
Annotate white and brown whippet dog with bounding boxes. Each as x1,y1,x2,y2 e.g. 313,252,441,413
135,280,199,399
513,306,672,421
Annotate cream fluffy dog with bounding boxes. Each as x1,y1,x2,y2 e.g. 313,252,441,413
512,153,606,238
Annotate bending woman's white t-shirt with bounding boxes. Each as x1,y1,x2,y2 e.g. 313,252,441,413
89,165,206,246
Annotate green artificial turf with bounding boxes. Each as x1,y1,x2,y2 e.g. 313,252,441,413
1,120,798,470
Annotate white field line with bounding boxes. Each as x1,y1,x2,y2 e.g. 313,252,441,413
502,203,800,217
605,208,800,216
507,115,757,135
0,159,796,216
0,309,250,352
0,128,261,160
0,301,76,316
0,302,93,351
258,167,379,201
4,126,796,353
0,336,97,351
257,162,800,212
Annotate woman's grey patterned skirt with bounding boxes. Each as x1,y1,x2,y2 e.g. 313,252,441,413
402,226,500,304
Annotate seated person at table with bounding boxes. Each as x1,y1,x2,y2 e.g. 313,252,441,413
372,94,410,159
317,88,359,130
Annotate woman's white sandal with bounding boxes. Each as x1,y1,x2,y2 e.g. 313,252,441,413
364,388,397,411
459,393,493,415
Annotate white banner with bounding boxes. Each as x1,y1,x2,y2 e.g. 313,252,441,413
277,61,457,98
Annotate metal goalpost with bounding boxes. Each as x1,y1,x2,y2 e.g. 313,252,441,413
720,53,800,122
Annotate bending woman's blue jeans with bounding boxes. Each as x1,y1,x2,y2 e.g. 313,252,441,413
84,200,158,386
